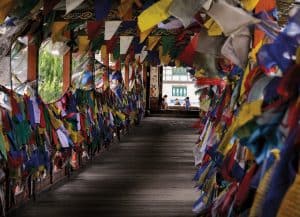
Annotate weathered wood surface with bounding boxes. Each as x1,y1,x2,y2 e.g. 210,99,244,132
10,117,198,217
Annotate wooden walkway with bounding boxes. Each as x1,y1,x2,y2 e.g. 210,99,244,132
10,117,198,217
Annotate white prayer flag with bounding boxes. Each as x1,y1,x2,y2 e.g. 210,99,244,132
120,36,134,55
105,21,122,40
66,0,84,14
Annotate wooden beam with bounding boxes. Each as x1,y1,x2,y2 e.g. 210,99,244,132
63,31,72,92
27,35,38,82
124,55,130,89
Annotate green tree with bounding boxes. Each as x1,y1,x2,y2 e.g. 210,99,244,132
38,48,63,103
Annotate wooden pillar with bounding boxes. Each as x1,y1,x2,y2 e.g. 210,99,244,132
27,35,38,82
142,63,147,86
145,65,150,113
63,31,72,92
124,55,130,89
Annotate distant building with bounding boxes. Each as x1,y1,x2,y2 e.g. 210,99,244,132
162,66,199,107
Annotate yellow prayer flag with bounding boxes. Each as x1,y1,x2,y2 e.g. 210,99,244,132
51,21,68,43
204,18,223,36
159,46,171,65
116,111,126,121
239,63,250,98
0,0,14,24
140,27,154,43
147,36,161,50
249,40,263,62
103,104,108,113
78,36,90,53
241,0,260,11
218,100,263,153
138,0,173,32
101,45,107,63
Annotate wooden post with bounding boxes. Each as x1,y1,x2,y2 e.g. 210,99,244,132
63,31,72,92
27,35,38,82
145,65,150,114
124,55,130,89
142,63,147,86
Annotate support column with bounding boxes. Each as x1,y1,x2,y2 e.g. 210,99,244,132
63,31,72,92
27,35,38,82
124,55,129,89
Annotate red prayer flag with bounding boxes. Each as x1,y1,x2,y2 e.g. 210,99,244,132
178,33,199,66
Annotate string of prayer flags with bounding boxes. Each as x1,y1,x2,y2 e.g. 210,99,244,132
104,21,122,41
95,0,111,21
137,0,173,32
168,0,207,28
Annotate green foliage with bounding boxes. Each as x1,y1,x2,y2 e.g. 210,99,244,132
38,49,63,103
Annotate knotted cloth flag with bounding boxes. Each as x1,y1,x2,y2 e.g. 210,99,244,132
196,29,225,56
178,33,199,66
205,0,260,36
221,27,251,69
168,0,206,27
138,0,173,32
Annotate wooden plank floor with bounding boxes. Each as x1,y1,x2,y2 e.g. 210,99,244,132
10,117,199,217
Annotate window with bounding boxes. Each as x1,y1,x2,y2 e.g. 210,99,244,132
163,66,192,81
172,86,187,97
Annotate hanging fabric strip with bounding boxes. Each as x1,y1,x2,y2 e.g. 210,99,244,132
205,0,260,36
51,21,68,43
221,27,251,69
87,21,103,40
95,0,111,21
147,36,161,51
120,36,134,55
78,36,90,53
140,27,153,43
137,0,173,32
168,0,206,27
104,21,122,40
178,33,199,66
